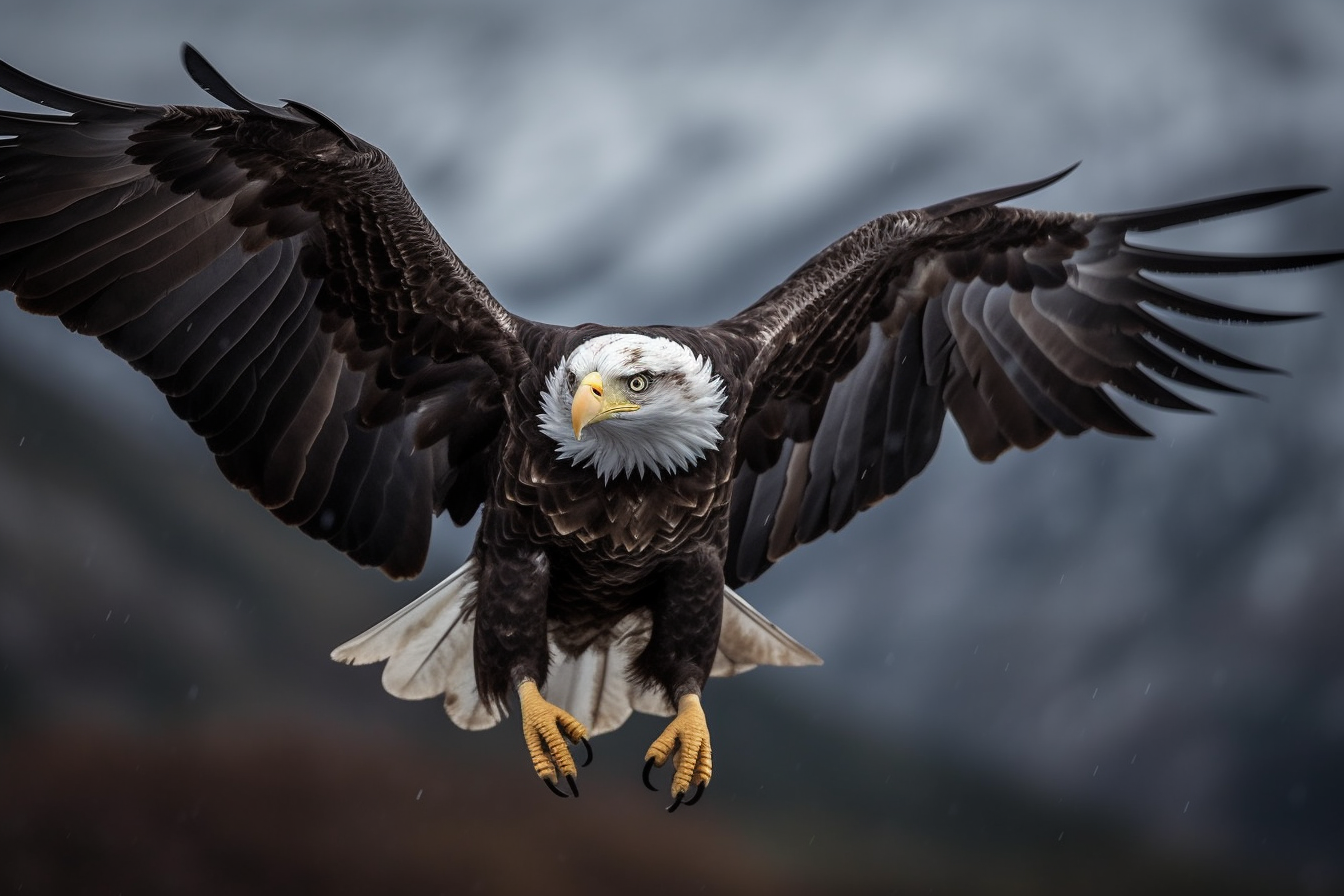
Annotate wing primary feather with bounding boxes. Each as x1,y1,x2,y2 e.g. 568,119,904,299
943,351,1012,461
362,449,427,568
169,251,313,427
1108,186,1330,232
856,327,900,506
0,183,144,257
198,304,321,454
1134,309,1286,374
827,328,886,529
962,280,1084,436
0,58,141,115
102,244,250,361
922,162,1079,219
795,383,845,544
738,452,790,582
946,281,1052,449
1119,244,1344,275
9,187,198,286
1106,368,1210,413
899,354,947,483
179,43,306,123
724,463,759,584
1075,271,1314,324
381,466,434,578
259,331,344,506
279,98,359,150
878,314,923,493
763,440,808,565
132,243,275,381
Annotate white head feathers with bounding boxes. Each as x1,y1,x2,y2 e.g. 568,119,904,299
538,333,728,481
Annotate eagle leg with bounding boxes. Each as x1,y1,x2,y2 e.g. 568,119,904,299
517,679,591,798
642,693,713,812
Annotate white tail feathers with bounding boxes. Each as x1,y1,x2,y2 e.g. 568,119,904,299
331,560,821,736
330,560,502,730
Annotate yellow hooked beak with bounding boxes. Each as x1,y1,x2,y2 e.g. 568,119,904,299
571,372,640,439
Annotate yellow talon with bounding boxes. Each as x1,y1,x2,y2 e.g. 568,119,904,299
643,693,712,809
518,680,590,797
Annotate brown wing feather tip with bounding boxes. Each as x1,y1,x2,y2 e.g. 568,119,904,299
179,43,302,123
1112,185,1331,233
0,57,139,115
280,99,359,151
922,162,1080,219
1122,245,1344,275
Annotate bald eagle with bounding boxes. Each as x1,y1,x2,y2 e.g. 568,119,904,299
2,46,1340,810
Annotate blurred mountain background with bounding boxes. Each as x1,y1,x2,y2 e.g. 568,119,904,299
2,1,1343,893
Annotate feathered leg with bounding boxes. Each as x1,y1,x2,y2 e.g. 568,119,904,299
474,537,592,797
632,549,723,811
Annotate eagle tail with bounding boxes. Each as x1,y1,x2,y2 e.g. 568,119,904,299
329,559,503,731
330,563,822,736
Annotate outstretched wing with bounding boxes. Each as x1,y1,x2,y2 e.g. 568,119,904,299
0,46,521,578
720,166,1342,586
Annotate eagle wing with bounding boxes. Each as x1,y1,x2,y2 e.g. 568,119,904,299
0,46,520,578
720,166,1342,586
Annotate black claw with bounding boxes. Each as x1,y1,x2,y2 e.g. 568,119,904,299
566,774,579,798
666,791,685,813
642,757,659,792
578,737,593,768
683,781,706,806
543,777,569,799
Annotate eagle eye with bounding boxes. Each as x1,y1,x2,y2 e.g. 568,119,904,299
628,373,651,394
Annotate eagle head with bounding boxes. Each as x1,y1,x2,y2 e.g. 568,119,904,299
538,333,728,481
